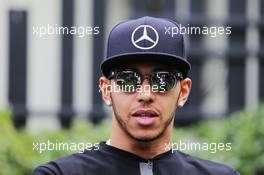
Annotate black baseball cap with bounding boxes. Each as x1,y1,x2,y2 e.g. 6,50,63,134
101,16,191,78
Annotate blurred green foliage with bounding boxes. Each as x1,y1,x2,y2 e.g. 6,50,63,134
0,106,264,175
173,106,264,175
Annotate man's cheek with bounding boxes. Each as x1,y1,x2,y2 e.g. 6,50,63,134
161,106,175,119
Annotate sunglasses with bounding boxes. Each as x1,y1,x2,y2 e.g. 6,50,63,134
108,69,183,93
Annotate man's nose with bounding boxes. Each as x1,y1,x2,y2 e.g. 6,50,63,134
136,79,156,104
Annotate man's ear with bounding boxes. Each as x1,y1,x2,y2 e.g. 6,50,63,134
99,76,112,106
177,78,192,107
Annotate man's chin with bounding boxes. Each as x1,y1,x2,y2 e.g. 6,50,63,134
128,130,163,142
132,136,158,142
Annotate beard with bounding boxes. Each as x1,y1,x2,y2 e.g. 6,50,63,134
111,95,176,143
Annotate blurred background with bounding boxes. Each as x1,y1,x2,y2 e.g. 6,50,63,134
0,0,264,174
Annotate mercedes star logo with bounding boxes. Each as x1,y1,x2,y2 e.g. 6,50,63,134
131,25,159,50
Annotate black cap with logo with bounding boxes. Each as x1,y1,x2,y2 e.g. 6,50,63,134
101,16,191,78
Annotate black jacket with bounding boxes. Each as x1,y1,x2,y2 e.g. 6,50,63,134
33,142,240,175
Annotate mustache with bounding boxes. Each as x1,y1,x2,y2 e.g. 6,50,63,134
129,105,161,116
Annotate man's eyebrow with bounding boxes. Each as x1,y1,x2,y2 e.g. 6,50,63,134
119,67,138,71
152,67,174,71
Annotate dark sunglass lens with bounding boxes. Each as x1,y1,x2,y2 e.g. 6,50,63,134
151,72,176,92
115,70,140,92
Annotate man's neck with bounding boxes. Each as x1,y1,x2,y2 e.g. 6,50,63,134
109,139,171,159
110,122,173,159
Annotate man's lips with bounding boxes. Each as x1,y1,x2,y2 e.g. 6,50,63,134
131,109,159,118
131,109,159,126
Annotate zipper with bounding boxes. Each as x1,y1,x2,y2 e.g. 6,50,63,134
139,160,153,175
147,160,153,169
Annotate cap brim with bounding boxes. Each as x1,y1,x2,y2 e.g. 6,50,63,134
101,52,191,78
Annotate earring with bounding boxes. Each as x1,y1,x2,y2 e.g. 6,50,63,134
178,103,184,107
106,101,111,106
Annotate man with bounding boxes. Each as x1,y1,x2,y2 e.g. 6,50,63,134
34,16,240,175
